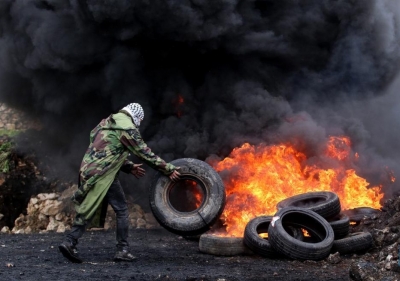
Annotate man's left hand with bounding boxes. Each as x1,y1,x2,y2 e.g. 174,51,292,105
169,167,181,182
131,163,146,179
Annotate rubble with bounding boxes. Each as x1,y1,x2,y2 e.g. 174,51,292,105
349,260,381,281
326,252,342,264
10,186,161,234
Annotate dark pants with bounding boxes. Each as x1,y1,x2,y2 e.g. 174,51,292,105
65,178,130,251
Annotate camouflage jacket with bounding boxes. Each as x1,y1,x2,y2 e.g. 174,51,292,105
72,110,176,225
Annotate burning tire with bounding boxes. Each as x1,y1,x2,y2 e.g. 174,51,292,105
276,191,341,219
331,232,373,255
328,213,350,240
268,207,335,261
150,158,226,236
342,207,381,223
243,216,304,258
199,234,251,256
243,216,278,258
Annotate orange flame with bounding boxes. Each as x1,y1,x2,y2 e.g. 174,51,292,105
212,136,386,237
302,229,310,237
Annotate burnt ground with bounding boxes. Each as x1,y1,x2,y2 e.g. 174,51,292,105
0,228,380,281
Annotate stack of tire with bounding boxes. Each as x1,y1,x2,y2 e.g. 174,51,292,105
244,191,374,260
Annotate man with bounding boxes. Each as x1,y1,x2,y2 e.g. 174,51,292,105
59,103,181,263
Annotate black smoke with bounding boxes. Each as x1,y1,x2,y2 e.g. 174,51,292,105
1,0,400,199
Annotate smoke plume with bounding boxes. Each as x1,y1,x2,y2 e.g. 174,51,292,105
1,0,400,198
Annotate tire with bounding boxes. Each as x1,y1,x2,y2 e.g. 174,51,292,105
328,213,350,239
268,207,335,261
199,234,252,256
244,216,304,258
276,191,341,219
342,207,380,223
149,158,226,236
332,232,373,255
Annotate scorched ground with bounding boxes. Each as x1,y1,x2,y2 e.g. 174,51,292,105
0,228,368,281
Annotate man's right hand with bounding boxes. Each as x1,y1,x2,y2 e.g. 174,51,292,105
131,163,146,179
169,167,181,182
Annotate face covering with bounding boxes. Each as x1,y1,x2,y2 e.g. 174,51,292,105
122,103,144,127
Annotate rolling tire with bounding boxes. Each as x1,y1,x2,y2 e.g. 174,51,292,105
276,191,341,219
149,158,226,236
268,207,335,261
332,232,373,255
199,234,252,256
328,213,350,240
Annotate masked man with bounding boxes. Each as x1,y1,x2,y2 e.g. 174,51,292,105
59,103,181,263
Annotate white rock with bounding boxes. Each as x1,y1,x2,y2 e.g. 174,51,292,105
37,193,58,201
38,213,48,221
136,218,146,229
55,213,64,221
25,226,32,234
41,200,62,216
1,226,10,233
46,217,59,231
56,223,66,233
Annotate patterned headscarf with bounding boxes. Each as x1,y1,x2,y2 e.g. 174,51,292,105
122,103,144,127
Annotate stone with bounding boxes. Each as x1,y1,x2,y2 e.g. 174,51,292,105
46,217,59,231
38,213,48,221
384,260,397,270
41,200,62,216
56,222,66,233
136,218,146,229
349,260,380,281
55,213,64,221
37,193,59,201
326,252,342,264
1,226,10,233
14,215,26,227
25,226,32,234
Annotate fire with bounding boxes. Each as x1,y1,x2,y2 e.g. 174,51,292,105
212,136,387,237
302,229,310,237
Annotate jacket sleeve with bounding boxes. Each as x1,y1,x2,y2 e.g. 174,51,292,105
120,158,134,174
119,128,176,175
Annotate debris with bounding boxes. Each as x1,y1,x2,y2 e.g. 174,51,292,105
327,252,342,264
349,260,380,281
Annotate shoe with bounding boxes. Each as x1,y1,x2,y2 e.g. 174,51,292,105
58,242,83,263
113,250,137,262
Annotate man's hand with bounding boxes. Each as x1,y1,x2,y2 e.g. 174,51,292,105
169,167,181,182
131,163,146,179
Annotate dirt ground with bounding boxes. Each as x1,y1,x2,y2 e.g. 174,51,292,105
0,228,375,281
